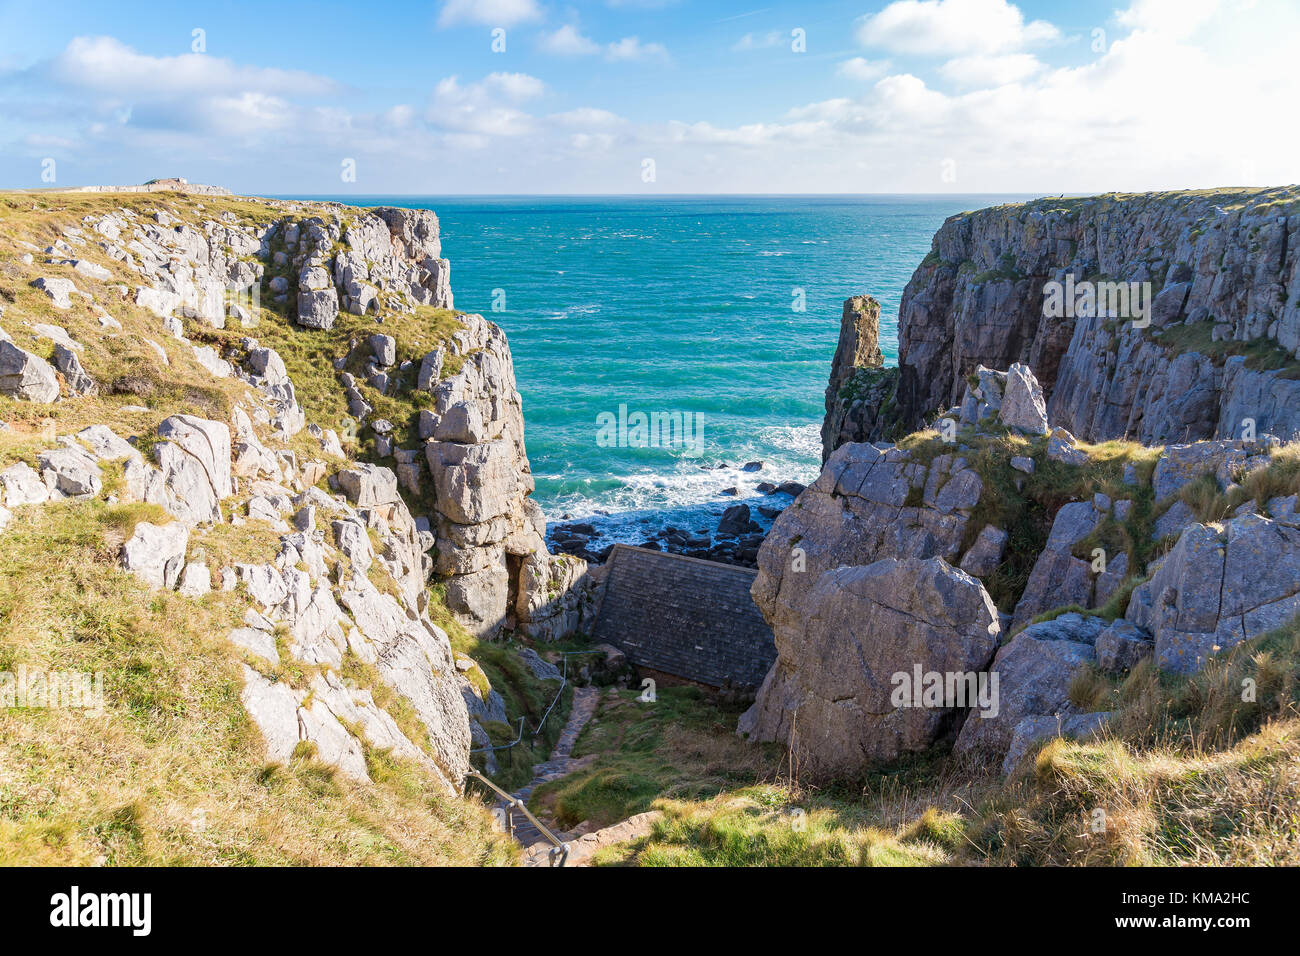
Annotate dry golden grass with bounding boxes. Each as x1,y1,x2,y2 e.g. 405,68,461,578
0,497,515,866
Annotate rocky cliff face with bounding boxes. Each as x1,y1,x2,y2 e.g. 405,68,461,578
832,186,1300,452
0,191,592,794
820,295,892,461
745,188,1300,779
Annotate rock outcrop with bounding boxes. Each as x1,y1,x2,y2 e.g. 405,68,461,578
829,187,1300,453
1126,512,1300,674
822,295,890,460
0,191,600,804
739,556,1000,779
418,312,593,639
753,441,985,640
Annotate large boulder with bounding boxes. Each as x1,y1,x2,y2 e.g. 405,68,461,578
425,440,518,525
121,520,189,589
739,556,1001,779
1011,497,1109,630
126,416,233,525
998,362,1049,435
753,442,980,640
0,342,60,403
297,288,339,330
337,463,400,509
0,461,50,508
954,611,1105,761
30,276,78,309
38,446,102,497
1127,513,1300,673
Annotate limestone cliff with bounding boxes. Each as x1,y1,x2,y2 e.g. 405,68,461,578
0,189,591,799
832,186,1300,452
746,186,1300,779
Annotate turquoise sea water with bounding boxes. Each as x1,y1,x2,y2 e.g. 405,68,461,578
294,195,1033,543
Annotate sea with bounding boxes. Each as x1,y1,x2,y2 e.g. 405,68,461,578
291,195,1035,548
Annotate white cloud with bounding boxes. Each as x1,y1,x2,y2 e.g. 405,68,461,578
428,73,546,136
45,36,336,97
1117,0,1224,38
939,52,1043,86
732,31,785,52
605,37,669,61
538,25,602,56
837,57,890,81
856,0,1060,56
482,71,546,101
438,0,542,28
538,25,669,61
4,0,1298,195
551,107,626,127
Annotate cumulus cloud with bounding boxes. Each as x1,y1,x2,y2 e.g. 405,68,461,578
939,52,1043,86
43,35,336,97
427,73,546,136
605,37,669,61
538,25,602,56
438,0,542,28
837,57,890,81
539,25,669,61
856,0,1060,56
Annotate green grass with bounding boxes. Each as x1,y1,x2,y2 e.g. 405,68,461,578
0,496,515,865
531,686,779,830
1153,318,1300,379
895,427,1159,611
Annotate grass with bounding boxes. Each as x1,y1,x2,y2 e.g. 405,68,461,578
564,613,1300,867
0,497,515,865
531,686,780,830
1153,317,1300,380
1155,442,1300,532
895,426,1159,611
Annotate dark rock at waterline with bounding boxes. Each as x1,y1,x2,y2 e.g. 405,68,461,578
742,461,763,472
774,481,806,497
717,504,752,537
720,487,738,496
758,505,783,519
756,481,777,493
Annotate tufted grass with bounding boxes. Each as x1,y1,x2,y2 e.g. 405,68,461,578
0,496,516,865
557,615,1300,867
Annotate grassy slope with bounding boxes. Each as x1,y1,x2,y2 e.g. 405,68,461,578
562,620,1300,867
0,498,515,865
0,191,545,864
535,435,1300,866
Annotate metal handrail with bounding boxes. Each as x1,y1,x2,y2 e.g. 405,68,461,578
467,769,570,867
470,716,526,754
531,655,568,739
531,647,608,738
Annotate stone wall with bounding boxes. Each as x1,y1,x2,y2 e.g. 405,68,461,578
591,545,776,689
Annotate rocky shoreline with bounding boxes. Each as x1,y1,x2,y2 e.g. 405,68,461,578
547,473,806,569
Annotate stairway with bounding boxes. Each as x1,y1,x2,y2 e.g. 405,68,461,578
496,685,601,863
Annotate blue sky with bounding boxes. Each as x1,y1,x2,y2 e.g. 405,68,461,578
1,0,1296,194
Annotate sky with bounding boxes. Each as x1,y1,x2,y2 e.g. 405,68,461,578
0,0,1295,194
